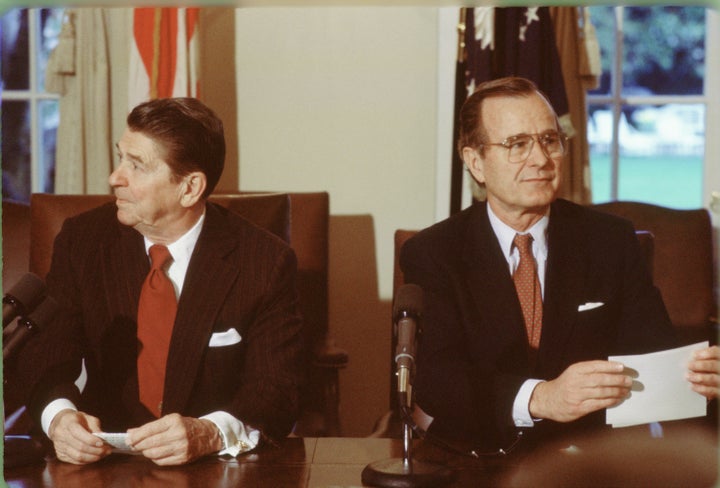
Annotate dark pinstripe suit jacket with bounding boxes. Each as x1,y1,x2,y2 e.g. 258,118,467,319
400,198,677,450
21,201,305,441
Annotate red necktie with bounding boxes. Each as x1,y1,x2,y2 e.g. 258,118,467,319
137,244,177,417
512,234,542,350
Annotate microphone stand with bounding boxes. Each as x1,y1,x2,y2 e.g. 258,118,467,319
3,299,59,468
361,390,454,488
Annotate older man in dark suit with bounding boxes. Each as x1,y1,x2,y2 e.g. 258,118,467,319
19,98,304,465
401,77,719,452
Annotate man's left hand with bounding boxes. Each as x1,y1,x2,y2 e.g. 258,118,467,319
126,413,223,465
687,345,720,400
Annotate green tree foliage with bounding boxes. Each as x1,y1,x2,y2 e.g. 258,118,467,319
589,6,705,95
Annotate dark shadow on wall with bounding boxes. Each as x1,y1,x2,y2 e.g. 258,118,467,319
329,214,392,437
201,8,239,193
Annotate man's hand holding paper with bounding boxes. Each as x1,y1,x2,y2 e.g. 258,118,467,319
607,342,713,427
687,344,720,399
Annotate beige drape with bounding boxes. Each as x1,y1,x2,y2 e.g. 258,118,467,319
46,9,131,194
550,6,600,204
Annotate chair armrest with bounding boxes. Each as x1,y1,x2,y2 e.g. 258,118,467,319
312,338,348,368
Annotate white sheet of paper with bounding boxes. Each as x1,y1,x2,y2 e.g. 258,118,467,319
606,341,708,427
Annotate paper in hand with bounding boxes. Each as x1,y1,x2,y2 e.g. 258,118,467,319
606,341,708,427
93,432,139,454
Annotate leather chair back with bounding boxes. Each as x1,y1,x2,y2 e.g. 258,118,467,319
28,193,290,279
592,201,716,344
280,192,347,437
2,200,32,293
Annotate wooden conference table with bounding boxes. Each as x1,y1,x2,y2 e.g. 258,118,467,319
4,423,718,487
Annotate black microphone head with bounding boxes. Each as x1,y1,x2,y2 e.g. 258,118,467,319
393,283,423,322
21,295,60,332
3,273,46,313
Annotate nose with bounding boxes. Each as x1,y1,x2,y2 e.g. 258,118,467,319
526,136,553,167
108,165,126,187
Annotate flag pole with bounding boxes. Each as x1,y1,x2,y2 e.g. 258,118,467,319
449,8,468,216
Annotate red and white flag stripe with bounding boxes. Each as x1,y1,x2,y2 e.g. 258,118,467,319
128,7,200,110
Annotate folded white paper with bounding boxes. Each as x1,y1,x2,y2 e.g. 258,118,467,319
606,341,708,427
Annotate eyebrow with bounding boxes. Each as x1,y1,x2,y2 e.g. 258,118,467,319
115,142,145,165
504,130,559,140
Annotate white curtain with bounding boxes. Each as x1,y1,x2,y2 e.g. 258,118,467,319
46,8,131,194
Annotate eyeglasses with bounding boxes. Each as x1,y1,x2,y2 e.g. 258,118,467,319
479,131,569,164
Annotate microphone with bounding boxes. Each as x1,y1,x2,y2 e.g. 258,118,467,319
3,295,60,361
362,284,454,488
3,273,46,328
393,284,422,407
3,294,59,469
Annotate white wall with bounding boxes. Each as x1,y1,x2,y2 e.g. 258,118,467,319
235,7,439,298
234,7,439,435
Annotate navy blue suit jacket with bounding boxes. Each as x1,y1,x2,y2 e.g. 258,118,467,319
400,199,677,449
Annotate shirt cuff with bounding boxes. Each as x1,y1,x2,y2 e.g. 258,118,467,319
512,379,545,427
201,411,260,457
41,398,78,436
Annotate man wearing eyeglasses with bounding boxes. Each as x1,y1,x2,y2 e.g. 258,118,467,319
400,76,719,453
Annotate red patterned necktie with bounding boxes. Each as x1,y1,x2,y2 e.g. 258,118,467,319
137,244,177,417
512,233,543,351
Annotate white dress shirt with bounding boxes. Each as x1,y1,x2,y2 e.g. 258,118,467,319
486,204,549,428
41,211,259,456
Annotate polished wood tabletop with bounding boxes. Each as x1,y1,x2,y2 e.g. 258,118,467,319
4,423,718,487
3,436,507,488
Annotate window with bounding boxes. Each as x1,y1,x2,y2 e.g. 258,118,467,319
1,8,64,203
587,6,707,209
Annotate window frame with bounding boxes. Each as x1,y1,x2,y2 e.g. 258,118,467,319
586,5,711,205
1,8,61,199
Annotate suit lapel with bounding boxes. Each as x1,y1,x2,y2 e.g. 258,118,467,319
101,223,148,319
461,203,528,360
162,204,242,413
538,201,587,375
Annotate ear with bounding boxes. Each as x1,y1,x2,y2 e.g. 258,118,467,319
462,147,486,184
179,171,207,208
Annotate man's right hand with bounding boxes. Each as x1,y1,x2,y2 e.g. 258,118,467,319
529,360,632,423
48,409,111,464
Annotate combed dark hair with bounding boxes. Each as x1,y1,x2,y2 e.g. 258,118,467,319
457,76,556,157
127,97,225,198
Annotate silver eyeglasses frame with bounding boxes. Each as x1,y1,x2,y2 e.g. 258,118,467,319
478,131,569,164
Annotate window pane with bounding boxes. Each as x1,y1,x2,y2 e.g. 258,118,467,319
2,100,31,202
39,99,58,193
587,6,615,97
38,9,64,92
588,103,612,202
617,103,704,208
1,9,29,90
622,6,705,96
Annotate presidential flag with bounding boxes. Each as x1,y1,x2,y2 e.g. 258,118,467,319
464,7,570,129
128,8,200,110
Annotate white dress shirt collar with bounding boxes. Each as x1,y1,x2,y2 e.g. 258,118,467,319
143,210,206,297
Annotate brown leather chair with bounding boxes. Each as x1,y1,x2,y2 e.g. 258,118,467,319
281,192,348,437
591,201,717,345
2,200,32,295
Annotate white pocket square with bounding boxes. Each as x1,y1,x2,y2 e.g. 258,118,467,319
578,302,604,312
209,328,242,347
